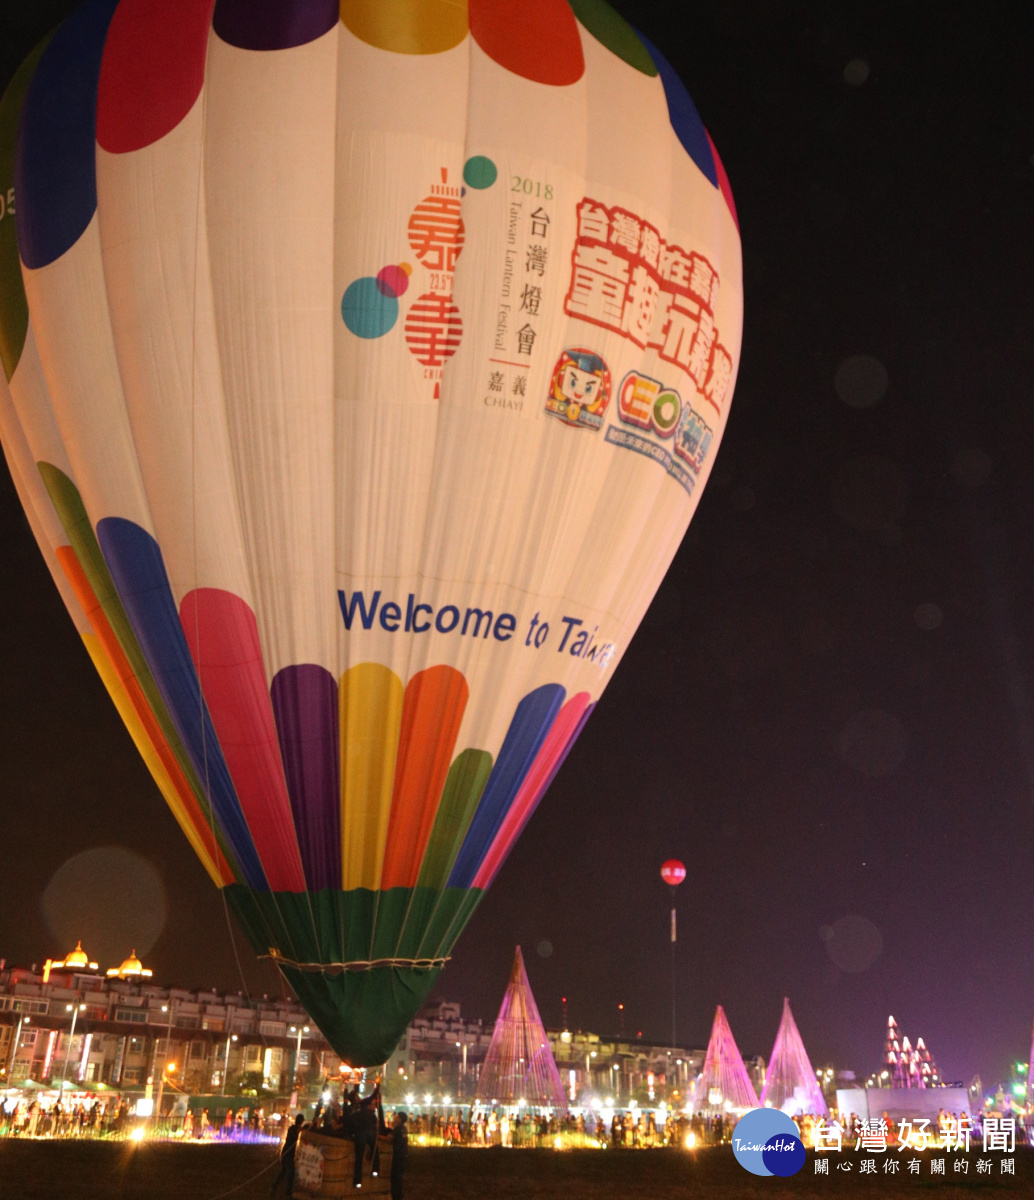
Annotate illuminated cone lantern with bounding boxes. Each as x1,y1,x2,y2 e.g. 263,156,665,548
1028,1021,1034,1108
693,1005,758,1114
758,997,828,1117
0,0,741,1065
474,946,566,1111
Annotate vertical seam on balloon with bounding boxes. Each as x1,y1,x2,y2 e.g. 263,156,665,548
186,74,231,895
184,57,272,1007
321,18,344,986
90,8,259,895
403,10,479,971
331,20,349,979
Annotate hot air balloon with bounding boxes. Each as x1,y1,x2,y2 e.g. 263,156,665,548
659,858,686,1045
660,859,687,888
0,0,742,1065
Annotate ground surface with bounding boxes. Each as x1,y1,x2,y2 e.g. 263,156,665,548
0,1143,1029,1199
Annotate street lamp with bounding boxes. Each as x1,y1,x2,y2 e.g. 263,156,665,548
154,1002,175,1120
289,1024,310,1091
221,1034,238,1096
61,1003,86,1091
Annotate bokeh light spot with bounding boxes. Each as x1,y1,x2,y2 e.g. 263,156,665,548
823,915,883,972
844,58,870,86
838,709,908,777
835,354,888,408
536,940,553,958
42,846,167,967
914,602,943,630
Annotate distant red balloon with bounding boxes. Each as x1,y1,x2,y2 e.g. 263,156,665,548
660,859,687,887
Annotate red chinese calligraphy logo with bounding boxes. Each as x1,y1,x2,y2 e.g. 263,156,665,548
408,172,465,272
405,291,463,368
563,198,733,415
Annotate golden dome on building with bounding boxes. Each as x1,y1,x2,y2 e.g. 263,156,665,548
106,950,153,980
42,940,100,980
63,941,90,969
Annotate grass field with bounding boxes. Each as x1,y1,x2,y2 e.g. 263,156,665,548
0,1142,1028,1199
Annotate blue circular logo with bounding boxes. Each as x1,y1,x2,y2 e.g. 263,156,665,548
762,1132,806,1176
731,1109,803,1177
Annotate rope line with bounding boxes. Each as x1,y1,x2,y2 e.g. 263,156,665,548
200,1155,278,1200
261,949,450,974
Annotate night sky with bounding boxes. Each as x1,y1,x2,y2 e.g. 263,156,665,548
1,1,1032,1090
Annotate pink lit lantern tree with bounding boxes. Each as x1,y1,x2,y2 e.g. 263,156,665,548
1028,1019,1034,1109
758,997,828,1117
884,1015,940,1089
692,1005,759,1114
473,947,567,1111
885,1014,903,1085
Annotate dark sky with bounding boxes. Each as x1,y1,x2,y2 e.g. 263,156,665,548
1,1,1032,1090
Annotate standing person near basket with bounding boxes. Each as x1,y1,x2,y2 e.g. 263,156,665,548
390,1111,409,1200
270,1113,304,1198
352,1095,379,1189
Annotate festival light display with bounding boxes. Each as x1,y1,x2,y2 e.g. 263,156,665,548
692,1004,758,1114
473,946,566,1111
758,997,827,1117
0,0,741,1065
883,1015,940,1088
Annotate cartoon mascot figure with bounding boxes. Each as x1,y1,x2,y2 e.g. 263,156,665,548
546,348,612,430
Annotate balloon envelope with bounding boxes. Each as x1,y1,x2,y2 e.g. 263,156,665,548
0,0,741,1064
661,859,687,887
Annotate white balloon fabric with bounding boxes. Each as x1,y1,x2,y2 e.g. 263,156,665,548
0,0,741,1063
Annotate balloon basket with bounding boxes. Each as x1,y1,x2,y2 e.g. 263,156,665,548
294,1130,393,1198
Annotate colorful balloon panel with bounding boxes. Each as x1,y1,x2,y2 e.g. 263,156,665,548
0,0,742,1064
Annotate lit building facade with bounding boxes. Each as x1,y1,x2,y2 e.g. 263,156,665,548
1,949,707,1106
0,951,325,1096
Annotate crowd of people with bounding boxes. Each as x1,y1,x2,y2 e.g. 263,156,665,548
4,1088,1031,1162
0,1095,283,1141
375,1105,719,1149
1,1098,134,1138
